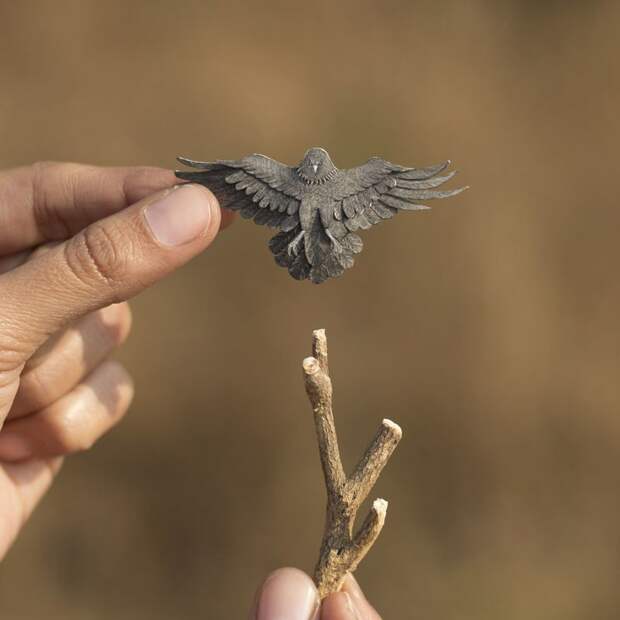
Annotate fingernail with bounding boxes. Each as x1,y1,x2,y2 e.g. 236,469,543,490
0,432,31,461
256,568,319,620
144,184,215,247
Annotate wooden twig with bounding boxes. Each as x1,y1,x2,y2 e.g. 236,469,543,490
303,329,402,599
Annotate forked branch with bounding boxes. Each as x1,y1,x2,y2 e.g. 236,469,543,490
303,329,402,599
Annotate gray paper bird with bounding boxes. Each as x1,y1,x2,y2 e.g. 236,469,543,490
176,148,466,284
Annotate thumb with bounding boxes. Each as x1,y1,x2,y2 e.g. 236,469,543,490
0,184,220,364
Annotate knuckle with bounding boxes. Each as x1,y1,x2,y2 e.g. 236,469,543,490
104,361,134,418
40,360,134,455
99,302,133,346
107,360,134,396
116,391,132,422
51,414,94,453
65,222,131,294
69,433,95,453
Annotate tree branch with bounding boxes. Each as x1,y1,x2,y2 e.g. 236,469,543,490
303,354,345,496
347,419,402,510
346,498,388,573
303,329,402,599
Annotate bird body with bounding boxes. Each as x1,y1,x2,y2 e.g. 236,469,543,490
176,148,465,283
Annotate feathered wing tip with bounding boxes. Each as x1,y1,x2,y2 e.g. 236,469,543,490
175,157,228,183
268,227,363,284
176,156,232,169
177,156,209,168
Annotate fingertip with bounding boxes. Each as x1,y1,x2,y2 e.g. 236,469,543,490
342,574,382,619
189,183,222,242
342,573,366,601
253,567,319,620
321,591,360,619
219,207,236,231
98,302,133,345
175,181,235,232
143,184,221,249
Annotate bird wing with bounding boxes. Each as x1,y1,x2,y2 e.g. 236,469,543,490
327,157,466,236
175,154,303,231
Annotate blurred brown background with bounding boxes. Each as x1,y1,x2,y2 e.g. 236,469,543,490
1,1,620,618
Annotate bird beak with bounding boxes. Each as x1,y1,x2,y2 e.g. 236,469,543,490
312,164,319,173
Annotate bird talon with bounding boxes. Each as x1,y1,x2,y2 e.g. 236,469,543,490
326,230,343,252
287,231,305,257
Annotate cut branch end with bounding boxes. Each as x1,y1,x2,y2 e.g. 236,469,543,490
373,497,388,518
382,418,402,439
303,356,321,375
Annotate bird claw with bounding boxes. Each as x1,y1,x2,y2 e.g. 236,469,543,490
326,230,344,253
287,232,305,257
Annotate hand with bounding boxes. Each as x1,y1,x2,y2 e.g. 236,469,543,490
250,568,382,619
0,161,227,559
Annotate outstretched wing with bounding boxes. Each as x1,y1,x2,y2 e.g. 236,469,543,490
176,155,303,231
327,158,466,237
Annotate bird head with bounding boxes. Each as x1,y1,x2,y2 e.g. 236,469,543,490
298,147,337,184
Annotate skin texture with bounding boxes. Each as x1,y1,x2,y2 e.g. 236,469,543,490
249,569,382,619
0,162,382,617
0,162,226,558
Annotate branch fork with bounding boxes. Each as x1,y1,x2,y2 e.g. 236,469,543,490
303,329,402,598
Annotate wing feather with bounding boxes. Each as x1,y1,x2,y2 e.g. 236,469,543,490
327,157,464,238
342,196,356,219
396,171,457,189
396,161,451,180
389,186,466,201
369,201,396,219
378,195,430,211
176,154,304,232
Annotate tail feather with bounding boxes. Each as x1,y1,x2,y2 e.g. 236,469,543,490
268,226,363,284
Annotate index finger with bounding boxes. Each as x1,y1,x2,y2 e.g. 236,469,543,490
0,162,177,256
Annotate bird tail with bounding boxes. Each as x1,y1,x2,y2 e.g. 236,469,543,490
268,224,363,284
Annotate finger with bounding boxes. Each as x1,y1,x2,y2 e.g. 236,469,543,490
0,163,177,255
0,360,133,461
251,567,320,620
9,302,132,419
0,183,221,365
0,250,31,275
321,592,361,619
0,457,62,560
220,207,236,230
0,240,64,277
0,201,233,275
341,574,382,620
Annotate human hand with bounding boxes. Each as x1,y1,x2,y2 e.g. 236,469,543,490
0,161,228,559
250,568,382,619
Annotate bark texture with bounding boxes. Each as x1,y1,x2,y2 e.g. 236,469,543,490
302,329,402,599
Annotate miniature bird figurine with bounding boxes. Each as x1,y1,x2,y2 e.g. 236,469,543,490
176,148,466,283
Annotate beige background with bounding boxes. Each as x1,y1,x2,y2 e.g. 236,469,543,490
1,1,620,618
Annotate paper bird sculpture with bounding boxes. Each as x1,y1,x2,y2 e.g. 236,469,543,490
176,148,466,283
